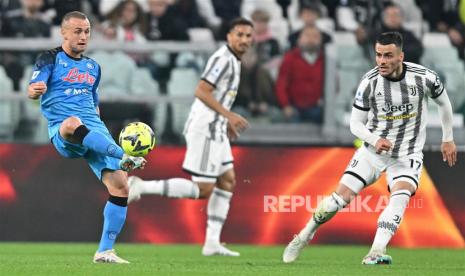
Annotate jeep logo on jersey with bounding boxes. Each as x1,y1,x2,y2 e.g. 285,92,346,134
62,68,96,85
382,103,414,113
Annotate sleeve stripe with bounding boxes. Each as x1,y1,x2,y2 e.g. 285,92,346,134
431,86,444,99
353,103,370,111
200,78,216,88
201,56,220,78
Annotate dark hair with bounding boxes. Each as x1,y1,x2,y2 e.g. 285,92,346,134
228,17,254,32
61,11,88,26
300,2,322,16
376,32,403,50
107,0,147,34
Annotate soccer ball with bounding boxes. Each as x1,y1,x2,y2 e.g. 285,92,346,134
119,122,156,157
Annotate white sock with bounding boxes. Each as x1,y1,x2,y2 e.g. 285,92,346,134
138,178,199,199
370,189,411,254
205,187,233,245
298,192,347,242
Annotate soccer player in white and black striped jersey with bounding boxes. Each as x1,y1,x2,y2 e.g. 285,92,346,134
283,32,457,265
127,18,254,257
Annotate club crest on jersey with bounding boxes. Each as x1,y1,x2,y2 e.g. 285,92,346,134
409,86,417,96
62,67,96,85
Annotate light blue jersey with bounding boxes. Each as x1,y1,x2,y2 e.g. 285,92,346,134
30,46,106,138
30,46,120,179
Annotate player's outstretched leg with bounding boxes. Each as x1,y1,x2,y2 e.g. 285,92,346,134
202,170,239,257
362,187,412,265
127,176,200,203
60,117,145,172
93,170,130,264
283,190,349,263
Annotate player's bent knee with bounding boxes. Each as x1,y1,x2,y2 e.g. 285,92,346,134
102,170,129,197
197,183,214,199
61,116,83,133
390,180,417,194
217,170,236,192
335,182,358,204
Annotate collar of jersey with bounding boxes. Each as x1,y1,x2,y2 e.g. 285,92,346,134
226,45,241,61
384,62,406,82
60,46,83,61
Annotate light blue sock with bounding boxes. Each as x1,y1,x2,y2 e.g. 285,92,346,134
97,201,127,252
82,130,124,159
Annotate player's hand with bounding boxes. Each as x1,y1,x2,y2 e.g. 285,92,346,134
226,112,249,140
28,81,47,99
375,138,392,154
441,141,457,167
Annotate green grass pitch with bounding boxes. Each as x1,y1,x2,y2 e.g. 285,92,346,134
0,243,463,275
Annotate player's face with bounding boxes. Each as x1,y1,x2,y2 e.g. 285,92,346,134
227,25,254,56
62,18,91,55
375,43,404,77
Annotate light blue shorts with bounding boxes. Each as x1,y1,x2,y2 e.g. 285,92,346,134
51,128,120,180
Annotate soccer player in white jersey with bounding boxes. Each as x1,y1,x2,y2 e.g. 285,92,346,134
127,18,253,256
283,32,457,265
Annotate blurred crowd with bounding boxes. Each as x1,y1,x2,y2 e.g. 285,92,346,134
1,0,465,134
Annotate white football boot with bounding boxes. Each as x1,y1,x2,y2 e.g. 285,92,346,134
202,243,240,257
127,176,142,204
93,249,129,264
120,154,146,172
362,251,392,265
282,235,308,263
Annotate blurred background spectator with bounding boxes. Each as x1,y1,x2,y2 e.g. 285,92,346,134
105,0,147,43
368,3,423,63
146,0,188,41
41,0,101,25
211,0,242,39
0,0,50,91
417,0,465,59
251,9,280,64
276,25,324,124
288,2,332,49
0,0,464,143
336,0,391,45
234,9,280,120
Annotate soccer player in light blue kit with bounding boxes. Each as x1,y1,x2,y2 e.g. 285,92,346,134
27,11,146,263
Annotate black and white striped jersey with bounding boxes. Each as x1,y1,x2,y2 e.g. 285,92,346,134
353,62,445,157
183,45,241,141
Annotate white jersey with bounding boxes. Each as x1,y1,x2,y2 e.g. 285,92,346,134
353,62,445,158
183,45,241,141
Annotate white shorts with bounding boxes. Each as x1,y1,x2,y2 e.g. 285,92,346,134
340,146,423,194
182,131,234,183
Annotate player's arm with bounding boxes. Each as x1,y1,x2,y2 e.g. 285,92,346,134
28,51,54,99
351,77,391,153
195,80,248,138
92,66,102,115
350,107,391,153
428,70,456,166
432,91,456,166
198,55,248,138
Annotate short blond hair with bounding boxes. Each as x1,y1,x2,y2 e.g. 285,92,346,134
251,9,270,22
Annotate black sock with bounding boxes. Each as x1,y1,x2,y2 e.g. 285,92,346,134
73,125,90,144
